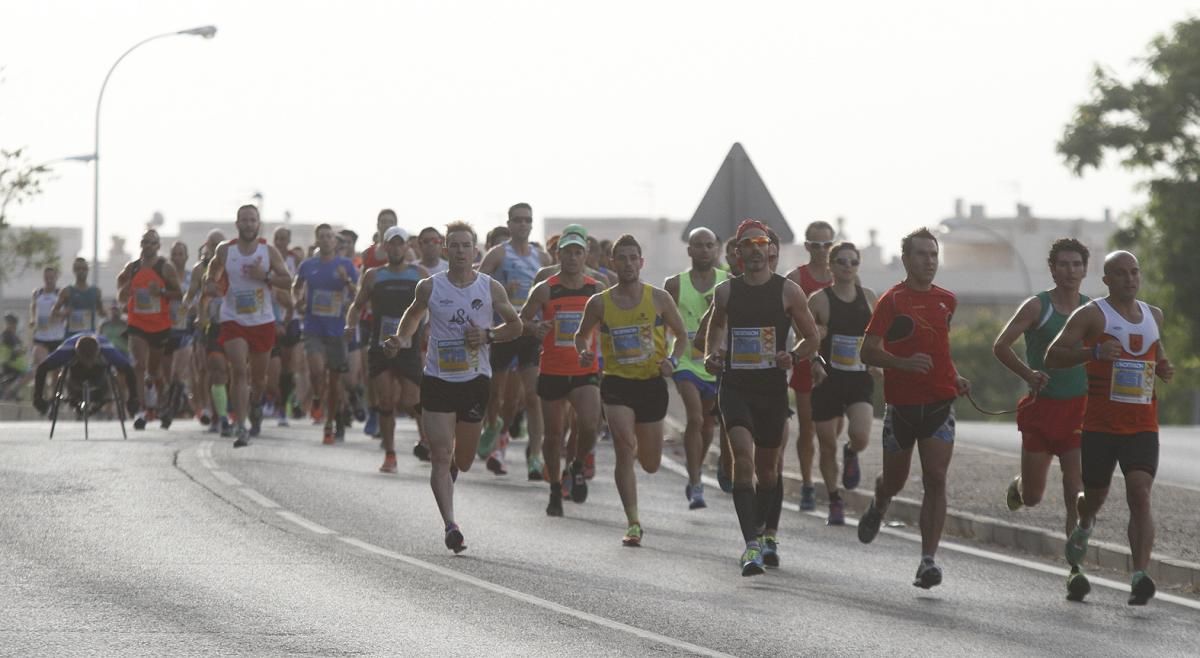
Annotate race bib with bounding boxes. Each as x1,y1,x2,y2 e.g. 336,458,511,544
1110,359,1154,404
436,337,477,374
554,311,583,347
509,279,532,305
311,289,343,317
379,315,402,339
36,312,51,331
68,309,89,332
730,327,775,370
830,334,865,371
234,289,263,315
134,288,156,313
686,330,703,360
610,325,651,365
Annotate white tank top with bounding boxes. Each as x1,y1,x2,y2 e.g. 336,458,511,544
1096,298,1160,357
33,288,66,341
170,269,193,330
218,239,276,327
423,271,494,382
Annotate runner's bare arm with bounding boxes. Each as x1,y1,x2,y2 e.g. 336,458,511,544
27,290,37,331
394,278,431,341
265,246,292,289
51,288,69,319
654,288,688,363
161,262,184,301
518,281,550,337
693,303,713,354
488,278,523,343
344,268,375,335
477,245,504,276
1045,303,1109,369
663,274,680,305
785,280,821,359
205,245,228,294
574,294,605,368
1150,305,1174,382
703,281,731,373
116,262,135,305
806,288,830,340
184,262,205,308
861,334,931,373
992,295,1047,390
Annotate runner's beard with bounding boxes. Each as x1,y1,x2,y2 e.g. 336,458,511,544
239,227,259,242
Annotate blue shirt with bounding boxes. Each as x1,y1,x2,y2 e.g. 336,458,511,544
296,255,359,337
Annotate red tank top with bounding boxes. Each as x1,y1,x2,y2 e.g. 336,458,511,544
793,263,833,296
126,257,171,333
540,274,600,376
1083,298,1160,434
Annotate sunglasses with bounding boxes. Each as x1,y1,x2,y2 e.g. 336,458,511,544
834,257,860,267
806,240,834,249
738,236,771,248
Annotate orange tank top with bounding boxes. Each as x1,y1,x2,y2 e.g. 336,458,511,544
540,274,600,376
126,257,171,333
1083,298,1160,434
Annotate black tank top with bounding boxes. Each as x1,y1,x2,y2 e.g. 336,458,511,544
369,267,422,346
722,274,789,393
819,285,872,372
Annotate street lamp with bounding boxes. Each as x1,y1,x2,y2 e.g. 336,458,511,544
91,25,217,287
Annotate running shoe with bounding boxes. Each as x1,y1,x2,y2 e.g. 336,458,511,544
1065,524,1092,567
477,420,501,458
689,482,707,510
546,489,564,517
323,424,336,445
760,536,780,568
277,414,289,428
248,405,263,438
740,544,765,577
1006,474,1023,511
1066,565,1091,602
827,498,845,526
412,441,431,462
509,410,524,439
841,444,861,490
133,414,147,431
199,413,211,426
310,400,323,424
160,413,173,430
800,485,816,511
622,523,643,547
569,460,588,503
233,425,250,448
527,456,544,482
486,454,507,476
444,523,467,554
913,558,942,589
363,409,379,437
379,452,398,474
685,482,694,502
857,498,883,544
583,450,596,480
219,417,233,438
1128,571,1156,606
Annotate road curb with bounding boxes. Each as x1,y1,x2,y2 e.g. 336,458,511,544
662,416,1200,592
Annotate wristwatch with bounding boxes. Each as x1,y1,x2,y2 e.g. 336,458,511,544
485,328,493,344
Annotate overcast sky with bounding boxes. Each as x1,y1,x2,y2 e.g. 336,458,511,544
2,0,1195,260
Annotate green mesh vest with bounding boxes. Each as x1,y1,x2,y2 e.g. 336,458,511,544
1024,290,1089,399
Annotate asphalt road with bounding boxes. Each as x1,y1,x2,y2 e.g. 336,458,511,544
2,418,1198,656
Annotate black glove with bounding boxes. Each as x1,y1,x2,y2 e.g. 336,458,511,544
33,397,48,415
126,398,140,416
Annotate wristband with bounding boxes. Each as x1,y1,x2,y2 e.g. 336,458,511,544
1091,344,1100,361
811,354,827,368
667,355,678,368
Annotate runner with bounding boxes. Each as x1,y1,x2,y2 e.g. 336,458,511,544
704,220,821,575
116,229,183,430
347,226,426,473
271,226,302,428
385,220,521,553
808,241,879,526
338,229,368,427
185,231,227,433
664,227,726,510
478,203,551,479
416,227,449,275
857,227,970,590
159,241,193,428
722,237,743,276
992,237,1091,600
520,226,602,516
53,258,105,338
20,267,67,395
575,234,688,547
207,205,292,446
358,210,399,438
1046,250,1172,606
294,223,359,445
786,220,835,511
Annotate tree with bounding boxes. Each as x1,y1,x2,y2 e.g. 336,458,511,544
1059,17,1200,422
0,149,61,285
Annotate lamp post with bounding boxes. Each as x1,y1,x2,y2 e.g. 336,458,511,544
92,25,217,287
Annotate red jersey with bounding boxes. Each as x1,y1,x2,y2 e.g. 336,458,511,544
126,257,172,333
789,264,834,391
539,274,600,376
865,282,958,405
1083,298,1160,434
792,263,833,296
362,244,387,270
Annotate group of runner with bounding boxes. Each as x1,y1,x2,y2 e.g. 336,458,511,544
23,204,1171,605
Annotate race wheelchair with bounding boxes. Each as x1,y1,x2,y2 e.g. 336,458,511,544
47,360,128,440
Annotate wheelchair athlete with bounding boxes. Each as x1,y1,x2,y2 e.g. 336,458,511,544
33,333,139,417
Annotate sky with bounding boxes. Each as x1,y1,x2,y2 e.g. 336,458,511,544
2,0,1195,261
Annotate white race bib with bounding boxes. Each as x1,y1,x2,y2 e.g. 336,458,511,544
610,324,650,365
1110,359,1154,405
730,327,775,370
829,334,865,371
554,311,583,347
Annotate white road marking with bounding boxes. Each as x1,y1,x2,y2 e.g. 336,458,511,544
210,470,242,487
199,458,218,470
336,536,735,657
276,510,336,535
238,487,280,509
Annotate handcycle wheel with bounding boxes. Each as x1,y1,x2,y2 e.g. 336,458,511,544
109,367,127,440
48,369,67,440
82,382,91,441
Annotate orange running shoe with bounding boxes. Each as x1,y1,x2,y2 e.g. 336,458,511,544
322,424,335,445
379,452,398,474
311,399,323,423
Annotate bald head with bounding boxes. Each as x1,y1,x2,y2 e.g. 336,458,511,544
687,227,716,244
1102,249,1141,301
686,227,720,271
1103,250,1138,276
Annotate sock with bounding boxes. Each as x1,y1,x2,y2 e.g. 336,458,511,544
210,384,228,419
922,554,936,564
829,489,842,503
754,482,774,537
385,450,395,457
765,477,784,533
626,505,639,526
732,486,759,543
549,482,561,497
279,373,294,413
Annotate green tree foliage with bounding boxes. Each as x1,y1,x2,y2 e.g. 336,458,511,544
0,148,50,226
0,149,61,286
950,310,1027,422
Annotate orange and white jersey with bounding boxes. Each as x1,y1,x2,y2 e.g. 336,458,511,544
1083,298,1160,434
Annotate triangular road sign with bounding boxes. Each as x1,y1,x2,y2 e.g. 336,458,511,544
682,143,793,243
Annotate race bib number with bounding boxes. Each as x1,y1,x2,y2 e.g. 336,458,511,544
234,289,263,315
830,334,865,371
379,315,402,339
68,309,89,332
436,338,477,374
611,324,651,365
134,288,156,313
1110,359,1154,404
554,311,583,347
730,327,775,370
311,289,343,317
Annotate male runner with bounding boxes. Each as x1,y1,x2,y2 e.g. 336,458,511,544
808,242,879,525
416,227,449,275
520,227,601,516
993,238,1091,599
347,226,426,472
159,241,193,428
1047,250,1172,606
386,221,521,553
575,234,688,547
185,231,227,432
207,205,292,446
357,209,398,438
722,237,742,276
705,220,820,575
294,224,359,444
116,229,183,430
664,227,726,510
857,227,970,589
54,258,104,338
786,220,835,511
271,226,302,427
478,202,551,479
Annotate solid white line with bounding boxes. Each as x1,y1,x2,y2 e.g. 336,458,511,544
199,458,218,470
336,536,734,657
210,470,243,487
660,453,1200,612
238,487,280,509
277,510,336,535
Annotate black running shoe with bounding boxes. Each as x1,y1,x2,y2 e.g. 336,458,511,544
133,416,147,431
913,558,942,589
412,441,431,462
569,460,588,504
233,426,250,448
1066,565,1091,602
857,499,883,544
444,523,466,554
249,405,263,438
546,489,564,517
1128,573,1156,606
